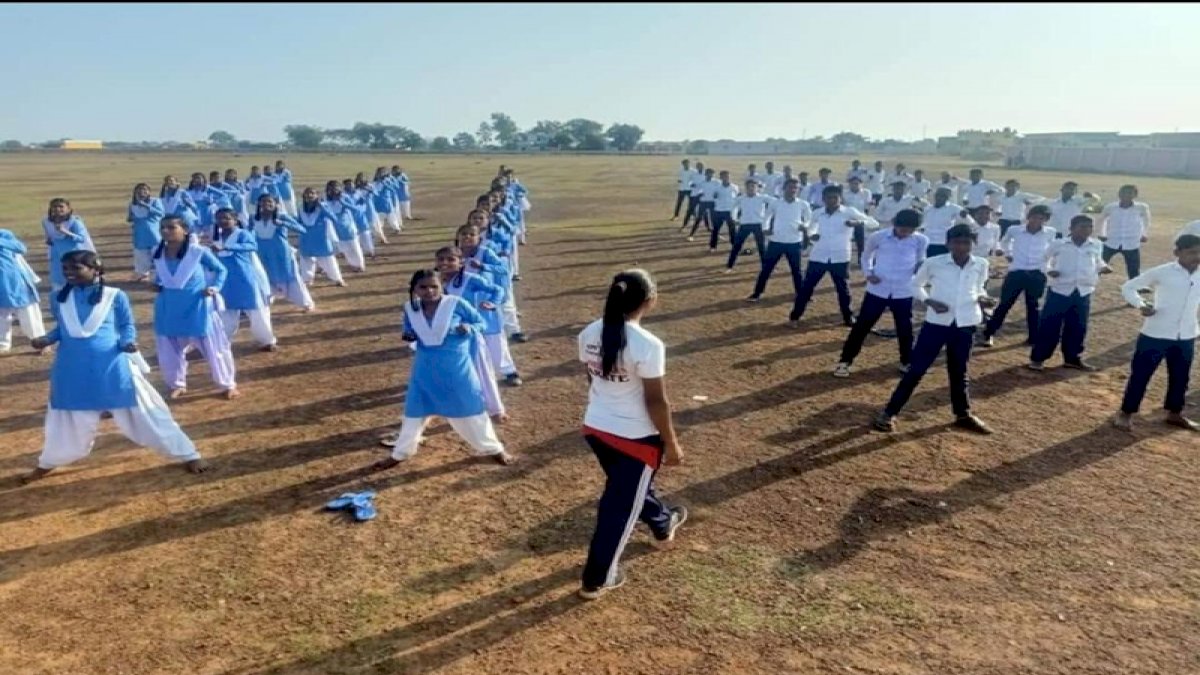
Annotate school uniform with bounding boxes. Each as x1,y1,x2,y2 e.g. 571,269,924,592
160,188,199,230
1099,201,1151,279
501,200,525,277
394,173,413,220
485,215,523,338
982,226,1057,342
934,178,968,205
577,318,677,591
389,296,506,460
465,243,518,360
276,169,297,216
373,179,402,234
688,179,719,237
772,175,796,198
760,172,782,198
0,230,45,351
42,217,95,290
803,180,840,208
996,191,1045,237
864,169,886,203
296,205,345,284
872,194,919,232
962,180,1004,209
885,172,913,193
445,271,508,417
1118,262,1200,415
673,167,694,218
727,193,774,268
186,186,231,237
252,214,314,310
909,178,933,201
246,176,266,207
36,284,200,470
128,199,165,277
842,188,873,259
344,189,377,258
1046,195,1084,236
972,221,1001,260
846,167,869,184
709,182,740,249
882,253,990,419
920,203,970,257
751,197,812,299
790,206,878,323
213,228,276,347
323,198,366,271
1031,237,1107,365
153,244,237,392
839,229,928,367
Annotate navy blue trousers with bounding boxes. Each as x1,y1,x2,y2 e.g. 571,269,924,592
1030,290,1090,364
790,261,853,323
884,322,976,418
1102,246,1141,279
752,241,803,298
728,223,765,268
709,210,735,249
840,293,915,366
1120,335,1194,414
984,269,1047,341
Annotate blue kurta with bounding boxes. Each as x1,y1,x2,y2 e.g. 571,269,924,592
0,230,38,308
276,169,295,201
128,199,165,250
213,228,269,310
403,296,486,418
394,174,410,201
161,189,199,229
372,180,395,214
44,217,95,288
154,247,227,338
252,215,306,285
297,207,338,257
349,190,375,233
45,286,137,410
323,199,358,241
444,271,506,336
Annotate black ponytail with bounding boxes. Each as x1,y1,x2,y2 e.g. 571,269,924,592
600,269,656,378
56,250,105,304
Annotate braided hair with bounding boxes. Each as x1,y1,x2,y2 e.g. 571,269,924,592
56,250,107,305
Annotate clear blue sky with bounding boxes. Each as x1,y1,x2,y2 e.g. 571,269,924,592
3,3,1198,143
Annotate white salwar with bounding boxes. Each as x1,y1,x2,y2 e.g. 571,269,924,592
300,256,344,284
1,303,45,351
357,230,376,258
484,333,517,376
133,249,155,277
389,414,505,461
219,309,276,346
37,314,199,470
338,239,366,271
282,199,298,217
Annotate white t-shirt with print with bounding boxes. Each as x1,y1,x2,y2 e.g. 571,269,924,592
578,319,665,439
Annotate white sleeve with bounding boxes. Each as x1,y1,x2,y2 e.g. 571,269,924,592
635,335,666,379
577,331,589,364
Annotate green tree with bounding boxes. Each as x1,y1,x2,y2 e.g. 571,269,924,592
453,132,477,149
605,123,644,152
490,112,519,149
208,130,236,146
685,139,709,154
564,118,603,148
430,136,451,152
397,128,425,151
284,125,325,149
476,122,494,147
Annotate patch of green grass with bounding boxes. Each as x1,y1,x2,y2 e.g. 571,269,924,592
676,544,928,637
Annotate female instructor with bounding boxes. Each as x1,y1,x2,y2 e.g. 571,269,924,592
576,268,686,600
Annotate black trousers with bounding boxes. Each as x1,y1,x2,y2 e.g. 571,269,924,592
884,322,976,418
672,190,689,218
688,201,715,236
840,293,915,366
1102,245,1141,279
751,241,803,298
984,269,1047,341
728,223,765,268
709,210,734,249
790,260,853,322
681,194,702,229
998,219,1021,238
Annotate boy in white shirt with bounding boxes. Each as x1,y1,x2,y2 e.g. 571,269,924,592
789,186,876,327
804,168,839,207
680,161,706,232
935,171,968,204
847,159,867,184
748,178,811,302
873,180,918,230
997,179,1046,238
886,163,912,192
865,161,886,205
873,224,996,434
842,176,873,260
1097,184,1152,279
1029,215,1111,372
671,159,694,220
685,168,718,241
969,205,1002,261
977,205,1057,347
909,169,932,201
709,170,740,253
1045,181,1084,235
921,188,973,257
1113,234,1200,432
962,168,1003,209
726,179,774,272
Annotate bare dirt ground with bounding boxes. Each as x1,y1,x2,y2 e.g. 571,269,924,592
0,153,1197,675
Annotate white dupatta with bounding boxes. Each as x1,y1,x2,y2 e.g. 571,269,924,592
154,245,204,290
59,286,119,339
403,297,457,347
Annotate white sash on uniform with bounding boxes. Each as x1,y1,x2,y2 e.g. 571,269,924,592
15,254,40,285
404,297,457,347
59,286,119,339
154,245,204,289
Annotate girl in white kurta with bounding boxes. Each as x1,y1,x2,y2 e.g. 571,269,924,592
372,270,515,470
23,250,206,484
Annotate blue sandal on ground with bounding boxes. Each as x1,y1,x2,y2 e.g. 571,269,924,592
325,493,359,510
352,492,378,522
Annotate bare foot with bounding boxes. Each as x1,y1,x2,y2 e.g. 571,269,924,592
335,281,348,287
184,459,210,474
170,388,187,399
1165,414,1200,432
20,467,53,485
371,457,403,471
260,344,279,353
491,413,511,425
492,451,517,466
224,388,242,400
301,306,316,314
1112,412,1134,432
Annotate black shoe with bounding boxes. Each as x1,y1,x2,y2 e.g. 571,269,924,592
505,373,523,387
510,333,529,344
579,569,627,601
953,414,994,435
1062,360,1097,372
513,274,522,282
654,506,688,546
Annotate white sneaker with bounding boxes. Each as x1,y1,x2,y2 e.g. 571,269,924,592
833,363,851,378
723,267,735,274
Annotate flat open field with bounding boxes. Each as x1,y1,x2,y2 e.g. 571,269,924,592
0,152,1197,675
